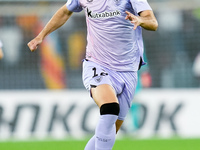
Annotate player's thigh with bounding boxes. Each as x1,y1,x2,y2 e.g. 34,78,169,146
116,71,137,120
82,60,118,107
91,84,118,107
82,59,112,91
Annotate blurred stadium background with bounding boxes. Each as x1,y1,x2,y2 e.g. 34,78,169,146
0,0,200,150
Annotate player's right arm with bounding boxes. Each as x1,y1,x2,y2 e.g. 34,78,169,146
27,4,73,52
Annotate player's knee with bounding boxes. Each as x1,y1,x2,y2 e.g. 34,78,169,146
100,102,120,116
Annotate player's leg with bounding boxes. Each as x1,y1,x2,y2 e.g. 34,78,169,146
115,119,123,133
84,135,95,150
116,71,138,134
91,72,137,150
84,119,123,150
91,84,118,107
91,84,119,150
83,60,119,150
82,60,133,150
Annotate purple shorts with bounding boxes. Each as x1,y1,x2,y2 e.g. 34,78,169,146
82,59,138,120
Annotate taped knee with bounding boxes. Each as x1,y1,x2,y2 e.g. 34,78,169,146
100,102,120,116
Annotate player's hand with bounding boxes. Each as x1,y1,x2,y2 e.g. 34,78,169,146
125,11,141,30
27,37,43,52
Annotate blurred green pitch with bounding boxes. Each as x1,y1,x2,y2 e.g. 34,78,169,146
0,138,200,150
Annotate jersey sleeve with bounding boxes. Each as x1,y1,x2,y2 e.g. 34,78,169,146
131,0,152,14
66,0,83,12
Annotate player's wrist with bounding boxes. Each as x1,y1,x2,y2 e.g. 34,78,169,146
36,34,45,42
138,16,144,26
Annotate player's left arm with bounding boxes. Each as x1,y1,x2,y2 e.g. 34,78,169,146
125,10,158,31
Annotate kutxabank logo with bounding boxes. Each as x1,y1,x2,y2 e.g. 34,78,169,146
87,8,121,19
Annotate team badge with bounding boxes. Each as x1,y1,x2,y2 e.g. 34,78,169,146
94,76,103,83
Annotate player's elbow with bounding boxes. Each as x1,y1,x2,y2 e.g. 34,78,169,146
152,20,158,31
144,19,158,31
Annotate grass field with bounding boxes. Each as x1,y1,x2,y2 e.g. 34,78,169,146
0,138,200,150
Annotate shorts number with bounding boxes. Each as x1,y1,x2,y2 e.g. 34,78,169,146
92,67,108,78
92,67,98,77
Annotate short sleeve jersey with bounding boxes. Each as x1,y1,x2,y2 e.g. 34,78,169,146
66,0,152,71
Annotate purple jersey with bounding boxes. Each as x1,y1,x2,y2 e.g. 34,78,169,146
66,0,152,71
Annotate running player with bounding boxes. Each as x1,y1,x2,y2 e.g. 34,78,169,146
27,0,158,149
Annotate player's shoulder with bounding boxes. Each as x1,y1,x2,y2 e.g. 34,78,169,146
66,0,83,12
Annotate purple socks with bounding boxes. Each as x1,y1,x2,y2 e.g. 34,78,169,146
85,115,118,150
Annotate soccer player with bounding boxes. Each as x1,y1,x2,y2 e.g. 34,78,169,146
27,0,158,149
0,40,3,59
